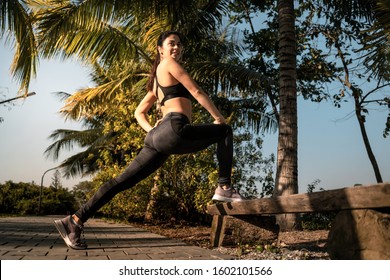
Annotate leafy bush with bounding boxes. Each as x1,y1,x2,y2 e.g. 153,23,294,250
0,181,77,215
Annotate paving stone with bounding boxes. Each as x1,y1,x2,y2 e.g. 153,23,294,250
0,215,234,260
1,255,23,260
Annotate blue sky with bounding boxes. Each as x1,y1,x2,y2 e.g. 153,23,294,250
1,37,389,192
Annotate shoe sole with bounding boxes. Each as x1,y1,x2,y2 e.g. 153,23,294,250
54,219,87,250
212,194,243,202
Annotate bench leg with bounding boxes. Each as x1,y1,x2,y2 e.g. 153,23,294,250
210,215,226,247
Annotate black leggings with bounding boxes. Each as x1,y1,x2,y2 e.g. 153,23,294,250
75,112,233,223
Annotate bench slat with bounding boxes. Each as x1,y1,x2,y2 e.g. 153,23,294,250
207,183,390,215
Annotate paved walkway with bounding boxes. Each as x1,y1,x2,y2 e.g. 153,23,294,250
0,215,234,260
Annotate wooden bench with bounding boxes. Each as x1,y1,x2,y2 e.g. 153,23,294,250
207,183,390,258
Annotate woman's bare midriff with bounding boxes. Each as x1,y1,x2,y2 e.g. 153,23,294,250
161,98,192,122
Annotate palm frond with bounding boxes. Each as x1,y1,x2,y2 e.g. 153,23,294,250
320,0,377,21
60,71,147,120
1,0,38,95
59,56,151,120
232,98,278,134
32,1,144,66
191,61,276,95
44,127,104,160
181,0,228,35
52,91,72,101
56,146,101,178
360,0,390,81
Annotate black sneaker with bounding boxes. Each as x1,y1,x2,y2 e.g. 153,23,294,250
54,216,87,250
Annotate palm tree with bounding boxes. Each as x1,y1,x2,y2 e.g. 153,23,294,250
0,0,38,95
273,0,299,231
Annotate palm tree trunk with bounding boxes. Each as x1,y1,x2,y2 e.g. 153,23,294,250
274,0,299,231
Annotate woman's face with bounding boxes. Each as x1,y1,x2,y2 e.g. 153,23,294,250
158,34,183,61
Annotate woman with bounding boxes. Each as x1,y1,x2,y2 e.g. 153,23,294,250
54,30,243,250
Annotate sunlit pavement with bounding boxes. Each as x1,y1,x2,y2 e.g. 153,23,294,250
0,215,233,260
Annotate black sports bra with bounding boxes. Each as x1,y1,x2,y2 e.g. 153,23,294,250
155,77,192,106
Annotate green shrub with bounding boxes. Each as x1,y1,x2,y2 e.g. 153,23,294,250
0,181,77,215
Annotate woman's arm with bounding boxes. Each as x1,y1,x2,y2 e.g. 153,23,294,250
164,58,226,124
134,91,157,132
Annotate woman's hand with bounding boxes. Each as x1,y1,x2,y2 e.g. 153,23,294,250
213,116,226,124
154,118,163,127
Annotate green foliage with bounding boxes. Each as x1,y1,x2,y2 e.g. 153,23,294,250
72,180,96,208
90,166,154,221
0,180,77,215
0,181,39,214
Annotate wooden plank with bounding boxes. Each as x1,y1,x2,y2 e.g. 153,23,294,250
207,183,390,216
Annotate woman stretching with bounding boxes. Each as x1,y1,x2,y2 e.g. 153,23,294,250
54,30,243,250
